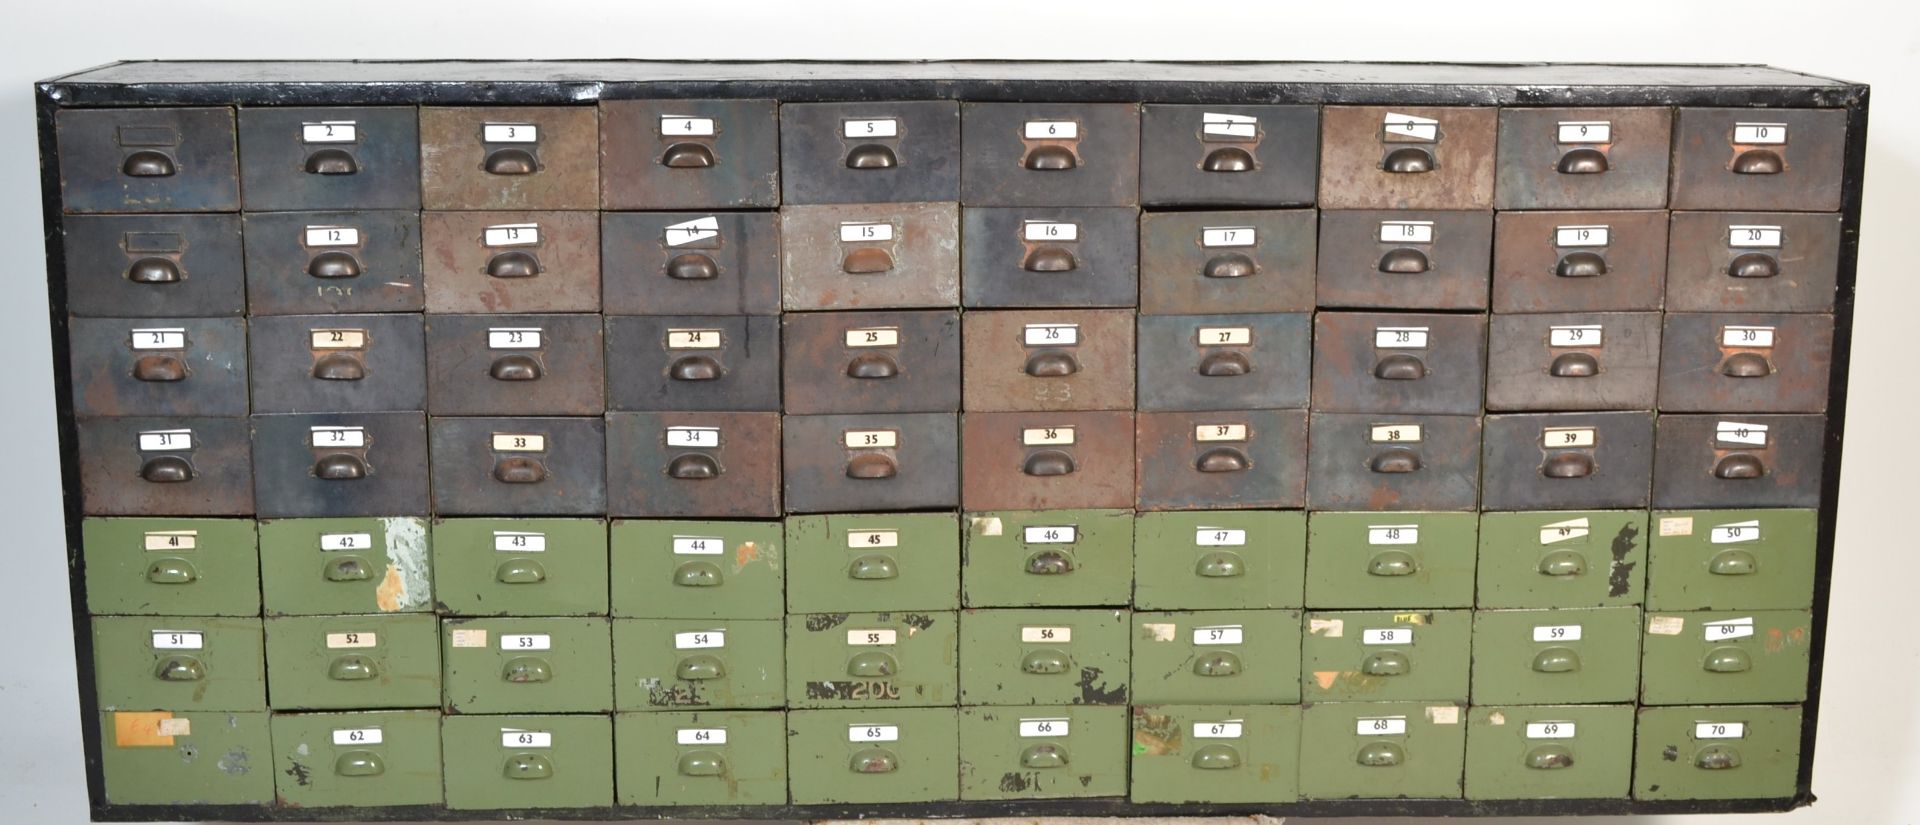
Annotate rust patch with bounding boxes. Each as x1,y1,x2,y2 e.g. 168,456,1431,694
734,540,760,572
1131,711,1179,756
375,565,406,612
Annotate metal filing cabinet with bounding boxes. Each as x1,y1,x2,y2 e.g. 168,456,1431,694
434,518,611,617
612,519,784,619
440,617,614,714
1633,705,1803,800
957,608,1131,706
100,710,274,804
785,610,959,709
1301,609,1472,703
614,710,789,806
1464,704,1634,800
786,707,960,804
268,710,444,807
787,513,959,613
1130,704,1300,803
1476,510,1649,609
1130,609,1302,704
1297,701,1468,799
441,713,614,809
960,704,1128,799
1132,511,1307,610
962,509,1134,608
81,517,260,617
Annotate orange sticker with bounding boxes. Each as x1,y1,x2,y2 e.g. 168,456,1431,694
113,711,177,748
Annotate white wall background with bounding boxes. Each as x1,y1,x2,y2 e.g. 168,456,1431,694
2,2,1913,823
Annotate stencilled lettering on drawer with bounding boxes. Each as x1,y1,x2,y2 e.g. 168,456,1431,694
1549,325,1604,348
1018,717,1070,737
1704,617,1755,641
843,118,899,139
1024,525,1076,544
310,426,366,448
310,329,368,350
482,123,538,143
325,631,377,649
319,532,372,551
500,633,552,651
1362,627,1412,645
1195,527,1246,546
1022,426,1075,446
1024,324,1079,347
1715,421,1769,447
143,530,197,551
1379,220,1435,244
1201,226,1257,247
665,328,724,350
494,531,546,552
1556,121,1611,144
130,328,186,350
663,216,721,247
845,327,900,348
137,429,192,451
1710,520,1761,544
844,429,897,449
1023,220,1079,241
1382,112,1439,142
1543,426,1596,448
677,727,727,745
840,221,893,243
1375,326,1430,348
304,225,360,247
1540,517,1591,545
501,729,552,748
1694,722,1747,739
849,723,899,742
847,529,899,549
1526,721,1577,739
1722,325,1776,348
1195,423,1248,442
488,328,542,349
674,630,725,649
491,433,546,452
332,727,383,745
1728,225,1783,248
847,629,898,646
1555,225,1610,247
483,223,540,247
672,535,724,555
301,121,358,143
1368,424,1422,444
666,427,721,448
1021,626,1072,643
1192,720,1244,738
1357,716,1408,735
151,630,204,649
1193,625,1243,645
1533,624,1583,642
660,115,717,137
1733,122,1789,145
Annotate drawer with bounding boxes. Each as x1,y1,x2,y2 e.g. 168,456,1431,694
1652,414,1825,509
606,411,781,518
1470,607,1643,704
100,710,272,804
420,106,599,210
1476,510,1649,609
1132,511,1306,610
779,101,960,205
77,416,254,516
1666,211,1841,312
1130,704,1299,803
425,313,604,416
614,710,788,806
958,608,1131,706
1135,313,1312,412
92,616,265,711
436,517,610,617
441,713,613,809
421,210,601,313
1139,104,1319,207
257,516,432,616
1485,312,1662,411
1131,609,1302,704
57,107,239,213
1671,107,1846,211
1491,210,1669,313
600,99,780,209
1305,512,1478,609
64,213,245,317
1135,409,1307,511
1316,209,1492,310
962,309,1133,412
264,613,442,710
1632,705,1802,800
1464,704,1633,800
1657,313,1834,413
613,618,785,711
960,704,1127,799
241,210,424,315
780,202,961,310
611,519,783,619
237,106,421,210
1640,609,1812,705
441,617,613,713
781,413,959,514
1139,209,1317,314
787,513,959,613
786,611,958,709
1494,107,1673,210
247,314,426,413
602,211,781,315
960,206,1140,308
268,710,443,807
787,310,962,414
250,412,431,518
1298,701,1467,799
1302,609,1472,702
81,517,260,616
1647,509,1816,610
1311,312,1488,414
786,707,959,804
1480,411,1656,511
960,102,1140,206
1319,106,1497,210
963,509,1132,608
69,316,249,417
1305,413,1483,512
961,411,1135,511
427,416,607,516
605,315,781,412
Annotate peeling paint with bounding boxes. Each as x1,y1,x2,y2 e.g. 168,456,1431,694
376,517,431,612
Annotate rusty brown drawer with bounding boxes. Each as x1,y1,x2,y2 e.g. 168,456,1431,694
250,411,429,518
421,211,601,314
427,416,607,516
1652,414,1824,509
605,412,781,518
425,314,605,416
960,207,1139,309
1135,313,1311,412
236,106,421,211
247,314,426,414
1656,313,1833,413
1139,104,1318,207
785,310,961,415
599,99,779,209
241,210,424,316
1481,411,1655,511
782,413,959,514
64,214,245,318
1319,106,1497,210
1670,108,1846,212
1491,210,1668,313
1484,312,1662,412
962,309,1134,412
57,107,239,213
1135,409,1308,511
1665,211,1840,313
780,202,960,311
1305,413,1482,512
960,411,1135,511
77,416,254,516
779,101,960,204
1494,107,1673,210
960,102,1140,206
1311,312,1487,414
604,315,781,412
69,317,249,417
1139,209,1316,315
1317,209,1491,310
419,106,599,210
601,211,781,315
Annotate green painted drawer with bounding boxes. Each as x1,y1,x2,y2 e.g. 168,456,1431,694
1477,510,1647,608
1640,609,1812,705
433,518,608,616
787,513,958,612
1302,609,1471,702
1132,511,1305,610
1130,704,1299,803
614,710,788,806
787,707,960,804
100,710,274,804
268,710,443,807
786,611,958,708
264,614,441,710
258,517,432,616
1469,607,1642,705
1299,701,1467,799
442,713,613,809
963,509,1133,607
1633,705,1802,800
441,617,613,714
958,609,1130,706
1647,509,1816,610
82,517,259,616
960,704,1127,799
1130,609,1301,704
93,616,265,712
1463,704,1633,800
1306,512,1477,608
612,519,783,619
612,618,785,711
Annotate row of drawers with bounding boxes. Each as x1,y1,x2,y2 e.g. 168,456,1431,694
74,412,1827,516
57,104,1847,213
98,704,1805,807
86,509,1814,618
92,607,1814,712
67,209,1842,317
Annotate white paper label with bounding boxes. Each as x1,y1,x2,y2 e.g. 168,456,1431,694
665,329,723,350
846,327,900,348
332,727,383,745
1733,123,1788,145
666,427,720,448
839,221,894,243
672,536,724,555
660,116,716,136
500,634,551,651
1024,120,1078,140
1557,121,1611,143
1729,225,1783,248
1199,327,1252,346
494,532,546,552
491,433,545,452
1704,618,1755,640
1527,722,1577,739
1195,424,1248,442
1193,721,1243,739
310,426,366,448
1362,627,1412,645
314,533,371,553
1369,524,1419,545
482,123,537,143
844,429,897,449
1533,625,1583,642
1710,521,1761,544
483,223,540,247
674,630,725,650
1201,226,1257,248
1716,422,1769,446
302,121,357,143
1540,517,1591,545
1021,626,1072,643
1202,112,1259,138
1379,220,1435,244
501,730,551,748
1695,722,1747,739
849,724,899,742
843,119,898,138
326,632,376,649
1383,112,1439,141
848,629,897,646
1024,526,1076,544
1544,427,1597,448
1358,717,1408,735
1194,625,1243,645
310,329,367,350
1555,225,1610,247
304,226,360,247
1722,326,1776,348
1018,718,1070,737
664,216,720,247
677,728,727,745
143,530,197,551
152,631,203,650
130,328,186,350
1549,325,1604,348
848,530,898,549
1023,324,1079,346
487,328,541,349
137,429,191,451
1375,327,1430,348
1023,221,1079,242
1195,527,1246,546
1369,424,1422,444
1022,427,1074,446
